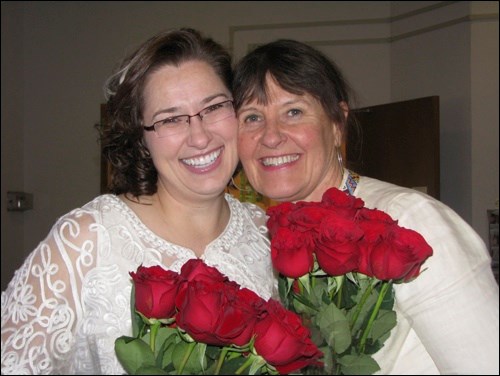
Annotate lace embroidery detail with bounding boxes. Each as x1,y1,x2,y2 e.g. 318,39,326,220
1,193,277,374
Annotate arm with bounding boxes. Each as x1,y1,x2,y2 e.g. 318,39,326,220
390,194,499,374
1,208,98,374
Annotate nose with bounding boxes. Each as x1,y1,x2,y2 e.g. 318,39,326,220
186,116,212,148
260,119,286,149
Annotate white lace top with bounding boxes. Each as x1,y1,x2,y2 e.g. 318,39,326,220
1,193,278,375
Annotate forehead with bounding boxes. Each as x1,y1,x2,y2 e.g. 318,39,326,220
245,76,317,109
143,61,225,100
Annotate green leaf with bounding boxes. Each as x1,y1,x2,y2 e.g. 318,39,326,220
315,302,351,354
317,344,335,374
338,277,360,310
337,353,380,375
378,283,395,311
218,354,250,374
369,309,396,342
249,355,267,374
172,340,207,374
278,276,293,309
142,326,178,358
347,287,378,334
115,336,155,374
130,284,145,338
328,275,344,297
152,328,182,369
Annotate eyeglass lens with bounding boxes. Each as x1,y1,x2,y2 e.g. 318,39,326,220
153,100,234,137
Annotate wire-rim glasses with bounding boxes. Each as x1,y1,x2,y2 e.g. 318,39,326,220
143,100,234,138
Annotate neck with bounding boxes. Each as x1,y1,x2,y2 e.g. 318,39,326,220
153,190,230,256
298,168,345,203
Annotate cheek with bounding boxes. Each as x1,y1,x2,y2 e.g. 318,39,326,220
293,128,327,157
145,136,179,168
237,132,255,161
306,127,336,160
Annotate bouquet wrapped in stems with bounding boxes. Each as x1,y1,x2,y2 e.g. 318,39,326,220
115,259,323,375
267,187,433,375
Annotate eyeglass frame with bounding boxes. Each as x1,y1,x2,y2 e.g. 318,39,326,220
143,99,235,137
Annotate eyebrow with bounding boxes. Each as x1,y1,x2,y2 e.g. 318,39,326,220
238,98,307,113
151,93,230,119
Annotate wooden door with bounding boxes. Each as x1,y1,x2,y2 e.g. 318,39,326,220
346,96,440,199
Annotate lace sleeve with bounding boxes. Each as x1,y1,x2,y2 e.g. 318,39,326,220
1,208,98,375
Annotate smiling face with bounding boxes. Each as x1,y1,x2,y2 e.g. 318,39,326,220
142,60,238,200
237,76,343,202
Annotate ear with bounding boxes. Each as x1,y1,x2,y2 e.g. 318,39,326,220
339,101,349,120
332,123,343,148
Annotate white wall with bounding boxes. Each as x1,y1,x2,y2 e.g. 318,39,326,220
470,2,499,247
1,2,25,291
2,1,498,290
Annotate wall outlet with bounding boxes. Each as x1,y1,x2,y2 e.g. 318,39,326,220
7,191,33,211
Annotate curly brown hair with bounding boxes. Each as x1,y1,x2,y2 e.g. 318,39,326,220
99,28,232,197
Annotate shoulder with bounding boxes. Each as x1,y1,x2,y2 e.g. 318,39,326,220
354,175,487,252
355,175,489,271
56,194,125,223
355,176,451,221
46,194,126,244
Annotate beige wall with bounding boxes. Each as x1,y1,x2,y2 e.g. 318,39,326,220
2,1,498,290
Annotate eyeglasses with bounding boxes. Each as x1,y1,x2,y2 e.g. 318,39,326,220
143,100,235,138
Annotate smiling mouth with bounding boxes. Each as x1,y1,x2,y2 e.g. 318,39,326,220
261,154,300,167
181,147,223,168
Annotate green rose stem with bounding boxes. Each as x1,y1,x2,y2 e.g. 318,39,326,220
349,278,378,330
177,341,196,375
149,321,161,353
334,275,344,307
214,347,229,375
234,354,255,375
358,281,392,353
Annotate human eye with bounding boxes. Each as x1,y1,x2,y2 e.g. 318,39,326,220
287,108,303,117
243,114,262,123
238,113,264,130
156,116,184,127
203,102,225,115
281,108,304,124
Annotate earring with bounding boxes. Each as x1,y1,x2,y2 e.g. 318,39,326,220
337,147,345,174
228,174,253,193
229,176,242,191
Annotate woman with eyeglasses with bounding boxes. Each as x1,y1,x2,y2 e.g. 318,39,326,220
1,28,278,375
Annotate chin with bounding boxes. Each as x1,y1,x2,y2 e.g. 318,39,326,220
263,185,300,203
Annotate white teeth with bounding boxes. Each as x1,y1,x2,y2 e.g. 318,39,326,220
182,148,222,167
262,154,299,166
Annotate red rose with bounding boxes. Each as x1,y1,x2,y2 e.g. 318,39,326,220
356,207,397,243
254,300,323,374
179,258,229,284
271,227,315,278
129,265,180,320
175,277,261,347
288,205,332,232
356,207,396,225
358,226,433,281
320,188,364,218
267,202,295,236
314,214,363,275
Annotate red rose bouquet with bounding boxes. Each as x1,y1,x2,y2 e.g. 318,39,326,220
267,187,433,375
115,259,323,374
